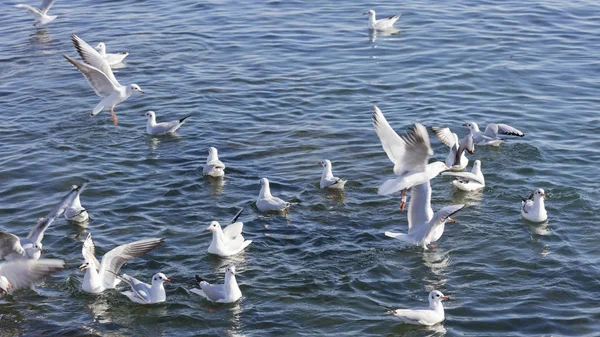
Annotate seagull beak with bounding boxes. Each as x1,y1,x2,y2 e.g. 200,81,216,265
462,123,467,126
165,279,172,283
7,283,12,290
79,263,87,271
447,218,456,223
541,194,547,198
205,226,212,231
318,162,323,166
443,296,450,301
362,12,368,15
138,89,145,94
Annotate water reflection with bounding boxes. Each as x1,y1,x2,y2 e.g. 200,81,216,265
526,220,550,236
206,175,224,195
368,28,401,42
30,28,52,44
449,188,483,205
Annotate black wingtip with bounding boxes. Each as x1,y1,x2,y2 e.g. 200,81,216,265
378,303,396,313
179,115,191,123
195,275,205,283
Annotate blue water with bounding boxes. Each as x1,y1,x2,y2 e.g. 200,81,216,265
1,0,600,335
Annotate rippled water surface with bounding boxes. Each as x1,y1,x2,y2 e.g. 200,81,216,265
1,0,600,336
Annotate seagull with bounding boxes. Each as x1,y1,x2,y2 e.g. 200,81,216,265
384,182,464,249
79,233,164,294
15,0,57,26
256,178,290,212
144,111,190,135
116,272,171,304
430,127,474,171
206,208,252,257
442,160,485,192
521,188,548,222
203,147,225,177
0,185,80,260
64,34,144,126
463,122,524,146
64,182,89,223
380,290,450,326
94,42,129,67
363,9,401,30
318,160,347,189
372,105,449,210
190,265,242,303
0,259,65,295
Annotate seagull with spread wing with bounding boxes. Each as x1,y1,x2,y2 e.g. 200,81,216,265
64,34,144,125
463,122,524,146
15,0,57,26
0,259,65,295
430,126,474,171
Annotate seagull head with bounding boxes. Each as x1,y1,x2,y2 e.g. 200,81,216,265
94,42,106,52
463,122,479,132
145,111,156,119
318,160,331,168
152,273,171,284
429,290,450,305
362,9,375,16
430,161,450,175
0,276,12,294
129,84,145,94
534,188,546,199
226,265,236,276
207,147,218,156
260,178,269,186
206,221,221,231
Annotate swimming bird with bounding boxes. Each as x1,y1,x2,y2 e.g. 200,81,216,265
318,160,347,189
0,185,80,260
256,178,290,212
372,105,449,210
190,265,242,303
64,182,89,223
384,182,464,249
116,272,171,304
64,34,144,126
79,233,164,294
442,160,485,192
94,42,129,67
203,147,225,177
15,0,57,26
145,111,190,135
521,188,547,222
0,259,65,295
463,122,524,146
363,9,401,30
206,208,252,257
380,290,450,326
430,126,474,171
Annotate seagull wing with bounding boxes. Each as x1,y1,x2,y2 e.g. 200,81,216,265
27,185,80,243
424,205,465,241
64,55,118,97
0,233,25,260
407,182,433,233
121,274,151,303
15,4,42,16
81,233,101,268
442,171,484,185
99,238,165,287
485,123,524,138
430,127,457,148
223,222,244,240
372,105,432,175
199,282,225,302
71,35,120,86
0,259,65,291
40,0,56,14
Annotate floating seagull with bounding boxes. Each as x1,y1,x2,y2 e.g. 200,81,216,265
463,122,524,146
319,160,347,189
430,127,474,171
521,188,548,222
116,272,171,304
144,111,190,135
363,9,401,30
442,160,485,192
380,290,450,326
372,105,449,210
64,182,89,223
256,178,290,212
94,42,129,67
15,0,57,26
79,233,164,294
385,182,464,249
0,259,65,295
190,265,242,303
64,34,144,126
206,208,252,257
0,185,80,260
203,147,225,177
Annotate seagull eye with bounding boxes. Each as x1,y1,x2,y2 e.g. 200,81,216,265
436,294,440,297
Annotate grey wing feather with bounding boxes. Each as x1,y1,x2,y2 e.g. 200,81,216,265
71,35,119,85
40,0,56,13
122,274,151,303
100,238,165,286
0,233,25,259
200,282,225,301
0,259,65,291
485,123,524,138
27,185,80,243
64,55,117,97
82,233,101,268
430,127,456,148
442,171,484,185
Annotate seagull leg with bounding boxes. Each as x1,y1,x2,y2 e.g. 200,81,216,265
110,107,118,125
399,189,407,211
